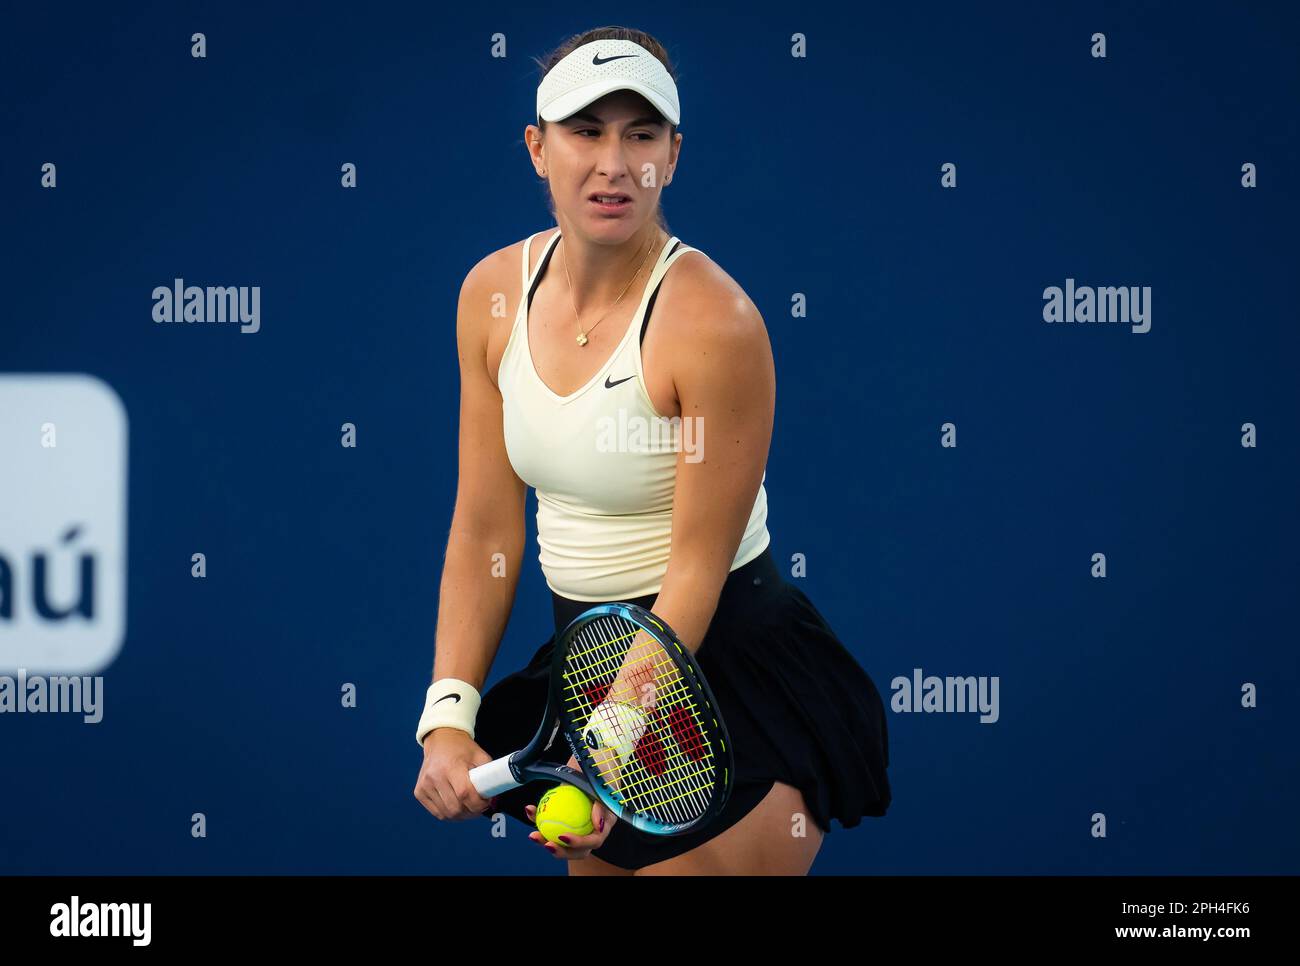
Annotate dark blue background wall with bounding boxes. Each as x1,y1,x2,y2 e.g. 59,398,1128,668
2,0,1296,874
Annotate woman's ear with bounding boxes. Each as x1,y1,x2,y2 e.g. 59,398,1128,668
526,127,547,177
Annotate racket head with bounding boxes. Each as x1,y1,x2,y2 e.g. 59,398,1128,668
549,602,734,836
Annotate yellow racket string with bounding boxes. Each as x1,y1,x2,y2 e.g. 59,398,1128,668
560,615,720,823
565,690,715,816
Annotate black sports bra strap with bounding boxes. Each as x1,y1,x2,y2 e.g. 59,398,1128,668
526,234,562,311
641,240,683,346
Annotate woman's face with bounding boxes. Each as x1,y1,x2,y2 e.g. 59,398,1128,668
529,90,681,242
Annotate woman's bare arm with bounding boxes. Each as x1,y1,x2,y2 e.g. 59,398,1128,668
429,252,529,691
651,258,776,653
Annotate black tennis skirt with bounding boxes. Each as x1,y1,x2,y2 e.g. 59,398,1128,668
473,546,892,870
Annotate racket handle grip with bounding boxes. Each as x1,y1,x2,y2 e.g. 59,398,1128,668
469,755,521,797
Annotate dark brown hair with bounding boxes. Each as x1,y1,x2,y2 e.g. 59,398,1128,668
533,26,678,231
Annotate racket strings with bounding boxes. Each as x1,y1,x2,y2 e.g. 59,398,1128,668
566,679,717,818
564,671,715,806
561,615,720,827
564,676,717,811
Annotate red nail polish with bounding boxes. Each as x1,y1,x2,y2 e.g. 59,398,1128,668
559,836,571,845
598,817,605,832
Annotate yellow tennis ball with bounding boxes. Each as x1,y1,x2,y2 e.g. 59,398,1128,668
534,784,594,845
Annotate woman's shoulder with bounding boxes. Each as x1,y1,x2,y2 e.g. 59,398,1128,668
659,239,766,342
461,228,562,301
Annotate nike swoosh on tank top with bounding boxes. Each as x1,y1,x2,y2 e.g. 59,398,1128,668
498,229,771,601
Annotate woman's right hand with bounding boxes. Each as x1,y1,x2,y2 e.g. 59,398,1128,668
413,728,497,821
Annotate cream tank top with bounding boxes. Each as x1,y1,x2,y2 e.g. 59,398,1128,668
498,229,771,602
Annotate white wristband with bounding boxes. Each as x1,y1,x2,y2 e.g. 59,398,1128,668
416,678,482,747
580,699,649,766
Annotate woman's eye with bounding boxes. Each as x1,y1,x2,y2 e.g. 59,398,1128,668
573,129,655,140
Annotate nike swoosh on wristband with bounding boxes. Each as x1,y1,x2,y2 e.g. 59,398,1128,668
592,53,638,65
433,693,462,706
605,374,635,388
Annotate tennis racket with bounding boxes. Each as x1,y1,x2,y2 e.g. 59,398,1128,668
468,602,733,836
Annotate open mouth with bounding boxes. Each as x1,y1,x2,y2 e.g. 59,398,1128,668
590,193,631,208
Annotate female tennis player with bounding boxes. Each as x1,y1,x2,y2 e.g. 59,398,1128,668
412,26,891,875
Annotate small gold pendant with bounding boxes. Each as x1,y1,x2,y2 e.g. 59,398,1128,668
576,331,588,346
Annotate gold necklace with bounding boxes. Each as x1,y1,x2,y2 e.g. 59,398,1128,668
561,230,662,346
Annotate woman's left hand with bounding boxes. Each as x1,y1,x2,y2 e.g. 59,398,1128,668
524,757,617,861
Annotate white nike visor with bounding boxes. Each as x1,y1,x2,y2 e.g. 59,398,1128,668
536,38,680,126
